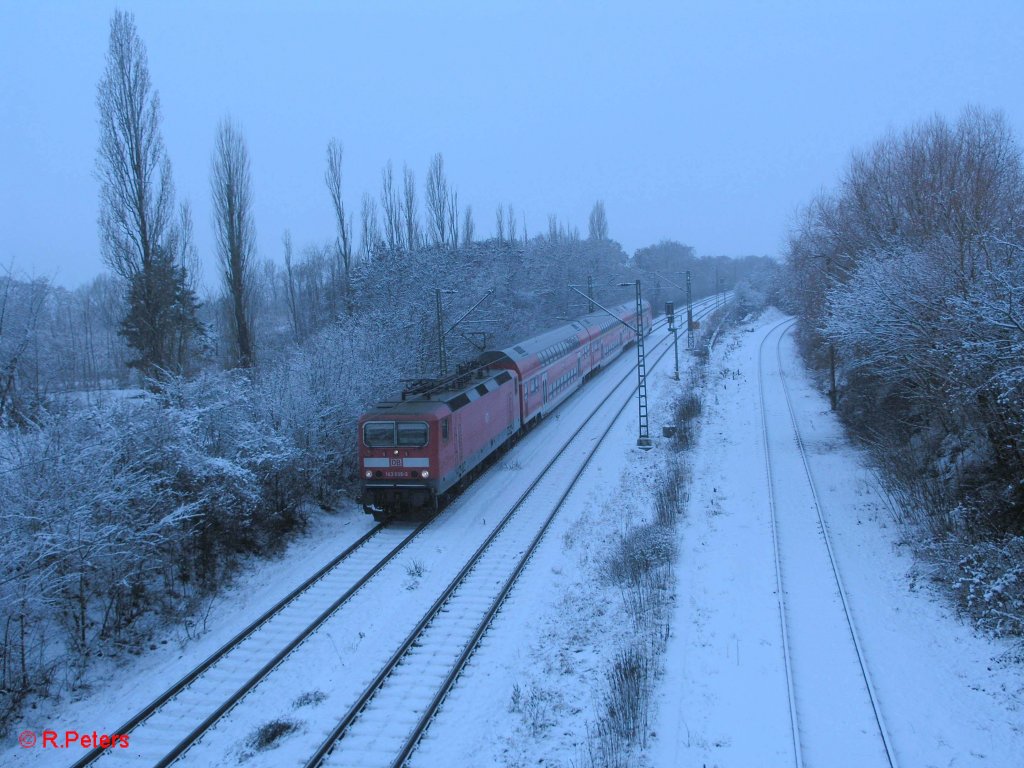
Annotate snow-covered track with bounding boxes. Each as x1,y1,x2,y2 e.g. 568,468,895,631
69,296,724,768
303,299,722,768
69,522,428,768
758,318,897,768
758,318,804,768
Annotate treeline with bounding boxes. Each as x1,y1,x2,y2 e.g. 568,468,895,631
785,107,1024,636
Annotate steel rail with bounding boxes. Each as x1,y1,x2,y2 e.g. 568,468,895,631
774,322,898,768
69,522,386,767
305,295,726,768
758,317,805,768
149,522,430,767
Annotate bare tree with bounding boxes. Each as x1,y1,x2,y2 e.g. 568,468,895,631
447,188,459,250
174,202,201,294
403,164,420,250
547,214,560,242
507,204,518,243
169,202,203,371
325,139,353,310
495,206,505,244
95,10,199,379
380,161,404,253
462,205,475,246
425,153,450,248
0,266,49,424
282,230,303,343
211,117,256,368
588,200,609,240
360,192,382,260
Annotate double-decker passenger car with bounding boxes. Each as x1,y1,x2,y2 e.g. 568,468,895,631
479,301,651,425
358,300,651,520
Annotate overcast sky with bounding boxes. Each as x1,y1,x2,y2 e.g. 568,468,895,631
2,1,1023,290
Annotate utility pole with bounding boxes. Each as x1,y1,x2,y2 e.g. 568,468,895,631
587,274,595,312
686,270,694,351
628,279,652,448
435,287,495,378
567,279,652,448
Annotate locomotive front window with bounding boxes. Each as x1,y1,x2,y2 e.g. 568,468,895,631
363,420,396,447
397,421,429,447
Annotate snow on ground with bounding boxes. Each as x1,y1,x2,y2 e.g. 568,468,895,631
414,324,694,768
4,504,377,767
9,309,1024,767
653,310,1024,767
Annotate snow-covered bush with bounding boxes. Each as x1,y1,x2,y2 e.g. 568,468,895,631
671,391,701,450
0,399,178,718
948,534,1024,637
152,372,303,582
0,369,304,725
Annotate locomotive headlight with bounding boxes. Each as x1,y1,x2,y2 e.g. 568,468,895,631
421,470,430,478
365,470,372,478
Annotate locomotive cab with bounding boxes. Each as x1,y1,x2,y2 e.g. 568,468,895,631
359,409,442,520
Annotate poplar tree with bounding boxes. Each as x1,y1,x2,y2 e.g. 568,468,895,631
96,10,200,379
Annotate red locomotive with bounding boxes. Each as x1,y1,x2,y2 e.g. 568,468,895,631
358,300,652,520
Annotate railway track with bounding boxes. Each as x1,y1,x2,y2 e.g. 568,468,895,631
69,295,727,768
71,523,428,767
758,318,897,768
303,298,726,768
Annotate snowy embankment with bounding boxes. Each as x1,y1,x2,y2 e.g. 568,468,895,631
8,309,1022,767
654,310,1024,767
2,509,377,766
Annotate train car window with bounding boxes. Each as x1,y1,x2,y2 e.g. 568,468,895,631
442,418,450,441
363,420,396,447
447,393,471,410
397,421,429,447
476,384,489,396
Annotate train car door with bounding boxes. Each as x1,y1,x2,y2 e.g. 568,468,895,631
542,373,549,405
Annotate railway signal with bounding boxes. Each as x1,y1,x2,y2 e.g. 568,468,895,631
666,301,679,381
